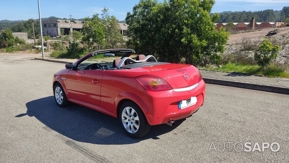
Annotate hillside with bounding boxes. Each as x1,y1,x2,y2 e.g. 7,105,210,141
225,26,289,65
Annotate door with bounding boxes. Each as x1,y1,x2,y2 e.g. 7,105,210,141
65,69,103,107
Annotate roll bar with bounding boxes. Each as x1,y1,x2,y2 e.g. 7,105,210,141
117,55,158,68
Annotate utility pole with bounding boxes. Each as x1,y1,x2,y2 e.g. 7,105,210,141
38,0,44,59
70,14,73,41
31,19,36,45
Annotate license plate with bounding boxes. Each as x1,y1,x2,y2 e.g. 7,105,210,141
178,97,197,109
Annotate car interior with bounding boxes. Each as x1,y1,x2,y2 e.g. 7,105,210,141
76,54,158,71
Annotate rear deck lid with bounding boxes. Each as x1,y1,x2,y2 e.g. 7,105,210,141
141,63,200,89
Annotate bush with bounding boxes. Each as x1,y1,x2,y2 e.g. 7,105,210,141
241,38,260,51
254,39,280,68
50,42,86,58
4,44,34,52
51,41,65,51
0,29,15,48
263,64,289,78
16,44,34,51
221,52,256,65
43,36,50,41
50,50,67,58
14,37,25,45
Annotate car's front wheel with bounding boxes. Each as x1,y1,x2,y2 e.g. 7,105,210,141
119,101,151,138
53,83,69,107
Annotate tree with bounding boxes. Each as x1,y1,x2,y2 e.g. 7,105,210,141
72,31,82,42
10,19,40,39
217,9,282,22
101,8,124,48
81,14,105,50
126,0,229,65
225,22,235,32
0,29,15,48
281,7,289,21
285,18,289,24
254,39,280,68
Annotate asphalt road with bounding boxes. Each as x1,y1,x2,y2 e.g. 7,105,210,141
0,53,289,162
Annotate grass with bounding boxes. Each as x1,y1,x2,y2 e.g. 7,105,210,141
207,62,289,78
0,44,36,53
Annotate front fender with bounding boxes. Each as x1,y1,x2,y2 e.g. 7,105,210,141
53,74,67,95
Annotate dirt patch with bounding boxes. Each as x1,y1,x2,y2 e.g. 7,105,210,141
228,27,289,44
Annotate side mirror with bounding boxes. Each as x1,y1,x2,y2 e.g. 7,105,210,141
65,63,74,70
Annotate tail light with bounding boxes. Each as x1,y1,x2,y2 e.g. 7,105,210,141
136,75,172,91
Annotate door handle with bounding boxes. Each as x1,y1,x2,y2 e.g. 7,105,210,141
92,79,99,84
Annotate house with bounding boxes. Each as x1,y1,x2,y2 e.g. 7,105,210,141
42,19,128,38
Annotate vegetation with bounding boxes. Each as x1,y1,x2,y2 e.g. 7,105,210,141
0,20,24,31
81,8,124,51
0,29,15,48
217,6,289,22
72,31,82,42
43,35,50,41
210,62,289,78
254,39,280,68
51,41,65,51
206,38,288,78
281,6,289,22
10,19,40,39
0,29,35,52
50,42,87,59
50,8,125,58
82,14,105,50
225,22,235,32
126,0,229,65
285,18,289,24
101,8,124,48
0,28,30,52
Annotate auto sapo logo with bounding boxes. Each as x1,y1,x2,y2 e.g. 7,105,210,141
209,142,280,153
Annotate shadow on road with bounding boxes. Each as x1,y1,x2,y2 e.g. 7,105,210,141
17,96,185,144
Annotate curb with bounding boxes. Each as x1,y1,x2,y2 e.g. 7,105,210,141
204,78,289,95
34,58,72,64
34,58,289,95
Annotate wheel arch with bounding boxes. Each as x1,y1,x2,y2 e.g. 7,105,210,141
53,77,67,95
115,92,153,125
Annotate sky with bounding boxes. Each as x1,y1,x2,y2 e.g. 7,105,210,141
0,0,288,21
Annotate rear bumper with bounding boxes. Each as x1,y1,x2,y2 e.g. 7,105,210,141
144,80,205,125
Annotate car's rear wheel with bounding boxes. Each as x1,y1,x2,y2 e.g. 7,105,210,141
53,83,69,107
119,101,151,138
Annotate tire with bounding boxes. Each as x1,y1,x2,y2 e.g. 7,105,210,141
53,83,69,107
119,101,151,138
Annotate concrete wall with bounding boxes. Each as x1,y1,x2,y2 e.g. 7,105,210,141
12,32,28,41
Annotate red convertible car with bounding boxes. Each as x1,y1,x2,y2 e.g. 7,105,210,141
53,49,205,138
